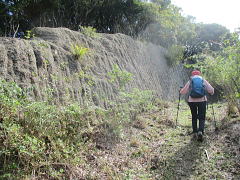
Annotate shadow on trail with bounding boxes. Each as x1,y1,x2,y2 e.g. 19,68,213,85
158,136,211,179
157,119,240,179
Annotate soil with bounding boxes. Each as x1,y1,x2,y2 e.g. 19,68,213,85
66,102,240,179
0,27,188,107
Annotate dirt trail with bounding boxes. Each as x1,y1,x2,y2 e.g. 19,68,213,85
152,103,240,180
83,102,240,179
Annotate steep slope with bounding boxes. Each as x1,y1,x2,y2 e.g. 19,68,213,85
0,27,187,106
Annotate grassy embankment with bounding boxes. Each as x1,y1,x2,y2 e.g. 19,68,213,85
0,79,239,179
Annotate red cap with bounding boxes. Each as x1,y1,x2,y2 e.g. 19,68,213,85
191,70,201,76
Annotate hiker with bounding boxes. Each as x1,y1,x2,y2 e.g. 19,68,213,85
180,70,214,141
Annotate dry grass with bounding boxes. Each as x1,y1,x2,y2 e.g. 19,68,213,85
75,101,240,179
1,97,239,179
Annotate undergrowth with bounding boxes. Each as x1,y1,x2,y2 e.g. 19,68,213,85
1,67,237,179
0,79,162,179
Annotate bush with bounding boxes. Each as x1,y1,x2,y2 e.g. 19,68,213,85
0,79,97,178
71,44,89,61
108,64,133,89
0,79,159,178
202,33,240,113
165,45,184,66
80,26,100,38
24,30,35,39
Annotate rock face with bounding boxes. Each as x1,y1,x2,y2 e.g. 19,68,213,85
0,27,188,106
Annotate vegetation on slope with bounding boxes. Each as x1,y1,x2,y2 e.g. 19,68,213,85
0,1,240,179
0,78,239,179
0,66,158,179
187,32,240,115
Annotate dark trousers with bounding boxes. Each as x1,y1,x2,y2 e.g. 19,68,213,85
188,101,207,134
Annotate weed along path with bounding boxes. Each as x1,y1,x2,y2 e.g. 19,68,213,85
97,101,240,179
146,102,240,180
2,94,238,179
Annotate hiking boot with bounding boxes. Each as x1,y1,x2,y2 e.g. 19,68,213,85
193,132,197,139
197,131,203,142
191,132,197,140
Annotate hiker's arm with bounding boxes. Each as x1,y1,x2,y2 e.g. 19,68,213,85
180,81,190,95
204,80,214,95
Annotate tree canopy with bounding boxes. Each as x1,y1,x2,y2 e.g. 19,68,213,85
0,0,231,51
0,0,239,117
0,0,165,37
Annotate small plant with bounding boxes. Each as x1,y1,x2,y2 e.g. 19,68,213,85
31,72,38,77
44,87,55,103
71,44,89,61
60,62,68,70
64,76,71,83
79,26,100,38
24,30,35,39
38,42,48,48
50,74,59,81
77,70,95,86
130,137,140,147
43,59,50,68
108,64,133,89
120,88,154,112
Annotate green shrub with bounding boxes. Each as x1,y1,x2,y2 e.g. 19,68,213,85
0,79,93,178
71,44,89,61
119,88,154,121
24,30,35,39
120,88,154,112
0,78,158,178
199,33,240,114
165,45,184,66
80,26,99,38
108,64,133,89
77,70,95,86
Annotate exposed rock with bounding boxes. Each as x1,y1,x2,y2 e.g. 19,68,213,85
0,27,188,106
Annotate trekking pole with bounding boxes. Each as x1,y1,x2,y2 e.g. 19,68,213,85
211,104,217,131
175,87,182,128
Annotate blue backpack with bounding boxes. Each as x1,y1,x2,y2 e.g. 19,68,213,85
190,77,205,98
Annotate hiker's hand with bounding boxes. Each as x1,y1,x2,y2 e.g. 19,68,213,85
179,86,183,91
